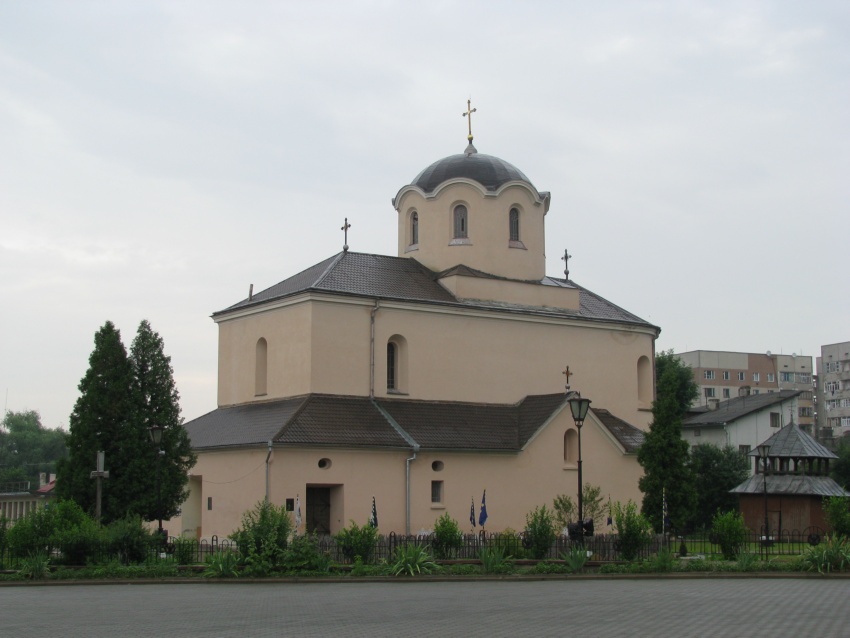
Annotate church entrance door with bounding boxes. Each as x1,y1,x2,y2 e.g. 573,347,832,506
306,487,331,534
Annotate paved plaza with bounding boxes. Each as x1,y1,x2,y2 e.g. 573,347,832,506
2,577,848,637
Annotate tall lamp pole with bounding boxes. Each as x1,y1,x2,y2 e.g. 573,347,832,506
148,425,164,537
568,395,592,527
757,443,771,557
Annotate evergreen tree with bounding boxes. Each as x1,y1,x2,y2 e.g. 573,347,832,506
56,321,134,522
637,350,698,532
128,319,196,523
689,444,749,529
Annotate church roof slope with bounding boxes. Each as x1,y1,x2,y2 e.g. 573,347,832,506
682,390,801,427
184,397,309,449
592,409,646,453
216,252,656,331
747,422,837,460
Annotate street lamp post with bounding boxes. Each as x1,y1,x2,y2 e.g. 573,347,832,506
757,443,771,558
148,425,164,537
567,395,592,531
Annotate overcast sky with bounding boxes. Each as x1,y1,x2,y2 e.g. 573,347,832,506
2,1,848,430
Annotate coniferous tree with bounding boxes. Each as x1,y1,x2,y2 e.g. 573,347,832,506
128,319,196,523
56,321,134,521
689,444,749,529
637,350,698,532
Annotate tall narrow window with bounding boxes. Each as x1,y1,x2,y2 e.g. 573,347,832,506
387,342,397,390
453,205,468,239
411,211,419,246
431,480,443,504
509,208,520,241
255,338,268,396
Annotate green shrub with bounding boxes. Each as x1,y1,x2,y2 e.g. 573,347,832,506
560,546,589,573
106,516,155,564
710,510,748,560
282,533,330,573
0,516,8,569
736,551,759,572
524,505,557,559
54,516,106,565
489,528,527,559
649,548,675,572
18,551,50,580
390,543,438,576
229,500,292,575
431,513,463,559
171,537,199,565
479,546,514,574
528,560,568,574
335,520,378,564
823,495,850,537
204,551,240,578
801,535,850,574
611,500,653,561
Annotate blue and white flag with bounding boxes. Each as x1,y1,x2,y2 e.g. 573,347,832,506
295,494,302,530
478,490,488,527
369,496,378,528
470,497,476,528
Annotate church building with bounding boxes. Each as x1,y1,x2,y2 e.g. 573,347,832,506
174,123,660,539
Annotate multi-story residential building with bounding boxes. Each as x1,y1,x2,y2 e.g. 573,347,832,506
816,341,850,443
676,350,814,431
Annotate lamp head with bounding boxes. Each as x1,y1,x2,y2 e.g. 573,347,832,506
148,424,164,445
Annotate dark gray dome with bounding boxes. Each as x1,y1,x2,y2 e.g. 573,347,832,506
411,150,533,193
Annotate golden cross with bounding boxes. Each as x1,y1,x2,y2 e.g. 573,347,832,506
462,98,477,143
561,249,572,280
563,365,574,391
341,217,351,252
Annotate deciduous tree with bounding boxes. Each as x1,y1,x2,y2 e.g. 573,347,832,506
689,444,749,529
0,410,67,486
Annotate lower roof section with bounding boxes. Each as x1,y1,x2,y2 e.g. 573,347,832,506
731,474,850,498
185,393,645,454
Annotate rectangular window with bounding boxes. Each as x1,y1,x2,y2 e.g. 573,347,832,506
723,371,730,380
738,372,745,381
767,373,775,382
780,372,794,382
826,381,841,393
704,388,715,398
431,480,443,504
798,373,811,384
207,497,213,511
800,391,813,400
722,388,730,399
799,407,814,417
739,445,751,456
704,370,715,380
770,413,780,428
753,373,760,382
753,389,760,394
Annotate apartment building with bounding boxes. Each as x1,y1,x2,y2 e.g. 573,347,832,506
676,350,814,431
816,341,850,442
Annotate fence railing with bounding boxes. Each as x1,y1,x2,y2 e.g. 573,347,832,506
0,527,828,568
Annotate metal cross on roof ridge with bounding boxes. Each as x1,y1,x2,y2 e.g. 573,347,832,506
562,248,572,280
341,217,351,252
563,365,574,391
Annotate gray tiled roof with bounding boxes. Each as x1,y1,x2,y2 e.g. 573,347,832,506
215,251,656,331
185,393,646,457
683,390,801,427
410,152,537,195
731,474,849,497
747,423,837,460
592,409,646,453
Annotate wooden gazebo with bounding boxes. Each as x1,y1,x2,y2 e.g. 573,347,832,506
731,423,849,534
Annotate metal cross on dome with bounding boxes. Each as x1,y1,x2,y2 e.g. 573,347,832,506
463,99,477,143
341,217,351,252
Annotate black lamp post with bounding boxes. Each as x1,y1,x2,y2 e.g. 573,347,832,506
567,395,592,528
148,424,164,537
757,443,771,556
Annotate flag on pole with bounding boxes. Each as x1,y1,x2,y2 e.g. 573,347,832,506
470,497,476,528
478,490,488,527
662,488,669,532
295,494,302,529
369,496,378,528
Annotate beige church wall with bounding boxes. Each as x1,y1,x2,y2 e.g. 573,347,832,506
308,299,375,396
172,408,644,539
396,182,547,281
216,302,314,406
438,274,580,311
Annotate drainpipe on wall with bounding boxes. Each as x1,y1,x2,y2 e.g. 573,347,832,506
369,301,381,399
265,440,273,502
406,445,420,536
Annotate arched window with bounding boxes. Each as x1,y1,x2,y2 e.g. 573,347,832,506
564,429,578,463
509,208,520,241
411,211,419,246
255,338,268,396
637,355,652,405
387,342,397,390
453,205,468,239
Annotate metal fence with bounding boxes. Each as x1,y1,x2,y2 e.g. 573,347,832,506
0,527,829,568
